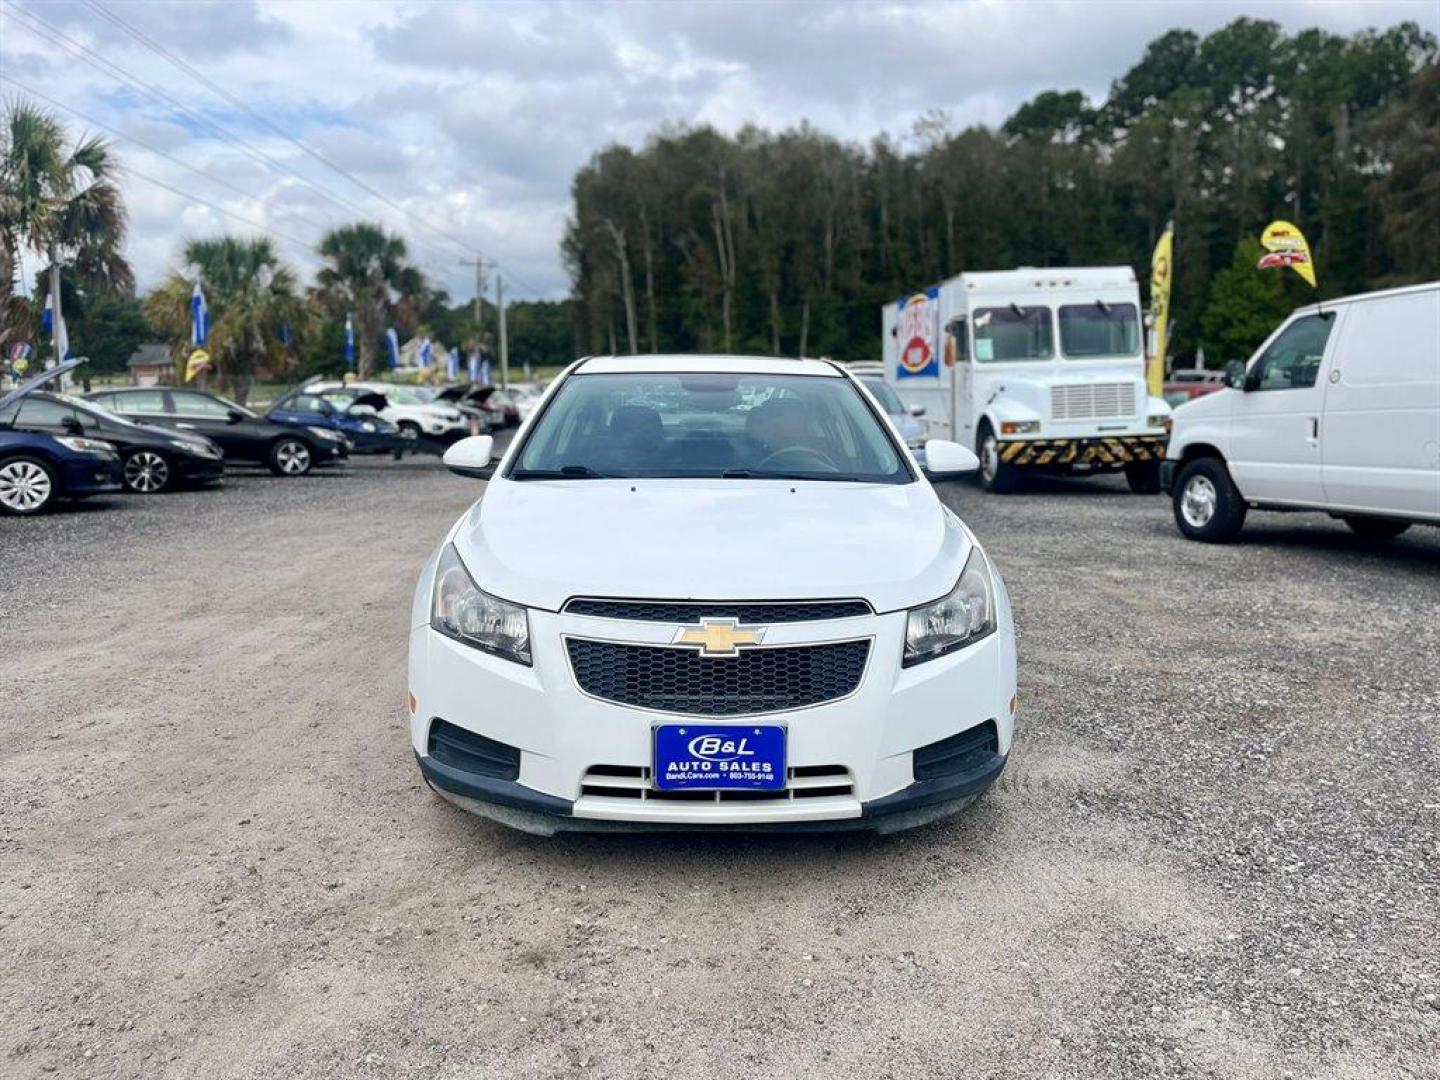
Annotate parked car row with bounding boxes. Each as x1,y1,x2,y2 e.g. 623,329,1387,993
0,362,538,515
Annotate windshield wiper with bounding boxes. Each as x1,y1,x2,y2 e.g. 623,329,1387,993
510,464,615,480
720,468,864,482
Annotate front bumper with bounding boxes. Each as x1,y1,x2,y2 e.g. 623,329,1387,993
172,454,225,484
408,604,1016,833
61,455,123,495
998,434,1167,469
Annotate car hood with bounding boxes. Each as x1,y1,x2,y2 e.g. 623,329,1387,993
450,478,970,613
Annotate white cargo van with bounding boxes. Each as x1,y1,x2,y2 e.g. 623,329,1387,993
883,267,1171,493
1163,282,1440,542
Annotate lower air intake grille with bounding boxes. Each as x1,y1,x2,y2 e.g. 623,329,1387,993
566,638,870,716
427,718,520,781
564,598,871,623
913,720,999,781
580,764,853,803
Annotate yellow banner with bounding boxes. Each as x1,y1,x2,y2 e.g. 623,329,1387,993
1257,220,1317,288
1147,221,1173,398
185,348,211,383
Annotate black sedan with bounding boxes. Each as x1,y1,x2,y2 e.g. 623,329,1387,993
86,387,347,476
0,391,224,493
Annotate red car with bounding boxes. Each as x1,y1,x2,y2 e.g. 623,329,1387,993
1163,369,1226,406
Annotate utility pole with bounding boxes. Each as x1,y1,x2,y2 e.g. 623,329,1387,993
496,274,509,390
458,253,486,347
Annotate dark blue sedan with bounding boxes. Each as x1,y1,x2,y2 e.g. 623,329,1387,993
267,387,404,456
0,424,123,515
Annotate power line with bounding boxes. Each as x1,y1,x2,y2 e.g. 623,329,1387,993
85,0,482,262
1,1,475,276
121,167,315,252
0,74,336,242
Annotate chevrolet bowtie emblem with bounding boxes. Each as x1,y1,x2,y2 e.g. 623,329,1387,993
673,618,766,658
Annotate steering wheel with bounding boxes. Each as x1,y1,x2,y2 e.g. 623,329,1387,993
756,446,839,471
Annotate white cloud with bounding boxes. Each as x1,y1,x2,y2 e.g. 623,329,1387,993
2,0,1434,302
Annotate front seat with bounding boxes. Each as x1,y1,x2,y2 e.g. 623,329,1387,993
605,404,665,466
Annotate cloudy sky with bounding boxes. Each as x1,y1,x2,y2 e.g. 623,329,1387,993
2,0,1434,303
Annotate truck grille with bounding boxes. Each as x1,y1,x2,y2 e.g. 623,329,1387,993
1050,382,1136,421
566,638,870,716
564,598,871,623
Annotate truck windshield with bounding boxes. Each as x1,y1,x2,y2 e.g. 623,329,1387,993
1059,303,1140,358
973,306,1053,362
511,371,911,483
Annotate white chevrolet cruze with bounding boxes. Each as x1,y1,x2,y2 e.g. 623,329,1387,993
408,355,1017,834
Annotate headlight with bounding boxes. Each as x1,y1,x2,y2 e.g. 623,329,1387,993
905,435,926,449
1000,420,1041,435
903,547,996,667
55,436,115,457
1147,414,1172,433
430,543,531,665
360,422,376,433
307,426,344,442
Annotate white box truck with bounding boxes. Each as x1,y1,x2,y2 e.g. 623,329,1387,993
883,267,1171,493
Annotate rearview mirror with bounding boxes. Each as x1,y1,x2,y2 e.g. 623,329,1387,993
442,434,496,479
907,403,926,417
1224,360,1248,391
920,439,979,478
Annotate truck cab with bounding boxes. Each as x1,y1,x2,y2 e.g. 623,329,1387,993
883,267,1171,493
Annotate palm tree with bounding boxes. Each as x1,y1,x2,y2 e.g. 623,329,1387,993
313,223,426,377
145,236,302,404
0,100,132,360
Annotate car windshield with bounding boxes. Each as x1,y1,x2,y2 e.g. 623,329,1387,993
973,306,1054,362
1059,302,1141,358
860,378,904,414
512,371,911,483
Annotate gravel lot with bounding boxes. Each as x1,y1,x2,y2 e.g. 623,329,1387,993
2,456,1437,1079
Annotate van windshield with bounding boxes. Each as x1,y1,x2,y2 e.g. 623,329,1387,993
973,306,1054,362
1059,302,1141,358
511,371,911,483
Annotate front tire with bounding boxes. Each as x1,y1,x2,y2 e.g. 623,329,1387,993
122,449,172,493
1341,515,1411,540
0,455,58,515
1125,460,1162,494
269,438,313,477
976,423,1018,494
1172,457,1246,542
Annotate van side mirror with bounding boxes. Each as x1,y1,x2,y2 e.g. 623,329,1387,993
442,434,496,479
1224,360,1248,391
920,439,979,479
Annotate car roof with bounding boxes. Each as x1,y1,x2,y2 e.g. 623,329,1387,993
577,354,841,377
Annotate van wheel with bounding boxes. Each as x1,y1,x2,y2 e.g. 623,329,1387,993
0,455,58,515
976,423,1018,494
1172,457,1246,542
1341,515,1411,540
1124,461,1162,494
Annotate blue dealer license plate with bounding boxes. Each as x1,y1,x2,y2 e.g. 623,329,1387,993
653,724,785,791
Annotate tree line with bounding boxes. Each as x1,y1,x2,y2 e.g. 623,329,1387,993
564,18,1438,365
2,102,573,401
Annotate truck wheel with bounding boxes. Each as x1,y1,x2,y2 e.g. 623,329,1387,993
1340,515,1411,540
0,455,58,515
976,423,1018,494
1124,461,1162,494
1172,457,1246,542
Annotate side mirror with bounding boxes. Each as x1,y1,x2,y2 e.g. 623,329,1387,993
907,403,926,417
226,408,246,423
61,415,83,434
1224,360,1248,391
442,434,496,479
920,438,979,479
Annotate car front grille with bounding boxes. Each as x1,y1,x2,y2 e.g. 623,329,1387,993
579,763,853,802
565,638,870,716
563,598,872,623
1050,382,1136,421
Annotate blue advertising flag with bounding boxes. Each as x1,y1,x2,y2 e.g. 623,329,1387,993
418,337,433,369
344,315,355,366
447,346,460,381
190,282,209,347
385,327,400,369
479,357,492,385
42,292,54,334
467,350,479,381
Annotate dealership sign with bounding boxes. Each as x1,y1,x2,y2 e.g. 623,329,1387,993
895,287,940,379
